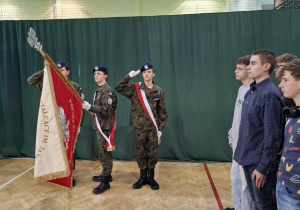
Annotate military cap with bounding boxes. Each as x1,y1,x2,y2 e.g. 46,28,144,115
57,61,68,68
93,66,108,74
140,62,154,72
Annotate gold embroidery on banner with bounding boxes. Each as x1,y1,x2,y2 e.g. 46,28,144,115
36,100,50,158
69,99,75,138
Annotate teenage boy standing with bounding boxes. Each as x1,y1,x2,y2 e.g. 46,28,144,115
277,59,300,209
234,49,284,210
226,56,254,210
116,62,168,190
82,66,117,194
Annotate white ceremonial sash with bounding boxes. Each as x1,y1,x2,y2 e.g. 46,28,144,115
135,82,159,139
93,93,116,151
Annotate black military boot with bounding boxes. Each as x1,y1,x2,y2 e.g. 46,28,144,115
92,175,110,194
148,168,159,190
133,168,148,189
92,174,112,182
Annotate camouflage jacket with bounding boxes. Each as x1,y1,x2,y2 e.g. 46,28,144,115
116,74,168,130
89,83,117,131
27,69,85,126
27,69,83,95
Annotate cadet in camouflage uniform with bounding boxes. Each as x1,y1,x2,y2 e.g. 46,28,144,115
27,61,84,187
116,62,168,190
82,66,117,194
27,61,83,96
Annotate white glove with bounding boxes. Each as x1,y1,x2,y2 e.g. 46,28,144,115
158,131,162,138
82,101,91,110
129,69,141,78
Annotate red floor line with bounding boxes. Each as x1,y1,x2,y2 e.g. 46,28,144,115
203,163,224,210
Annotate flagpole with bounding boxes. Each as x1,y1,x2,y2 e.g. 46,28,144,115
27,27,83,103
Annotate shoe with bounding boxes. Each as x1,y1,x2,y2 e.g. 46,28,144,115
148,168,159,190
92,174,112,182
92,175,110,194
224,208,234,210
133,168,148,189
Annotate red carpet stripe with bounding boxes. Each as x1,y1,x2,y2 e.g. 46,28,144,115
203,163,224,210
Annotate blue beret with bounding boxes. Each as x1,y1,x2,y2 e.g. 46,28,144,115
93,66,108,74
57,61,68,68
140,62,154,72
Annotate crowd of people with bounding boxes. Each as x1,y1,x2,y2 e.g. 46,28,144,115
27,49,300,209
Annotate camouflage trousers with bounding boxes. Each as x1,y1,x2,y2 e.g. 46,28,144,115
135,126,158,169
96,130,113,176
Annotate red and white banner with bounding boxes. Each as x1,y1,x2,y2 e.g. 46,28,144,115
34,62,82,190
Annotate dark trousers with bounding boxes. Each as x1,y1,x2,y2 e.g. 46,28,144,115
243,165,277,210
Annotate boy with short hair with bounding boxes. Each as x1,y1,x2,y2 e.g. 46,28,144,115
277,59,300,209
116,62,168,190
226,56,254,210
82,66,117,194
234,49,284,210
275,53,297,107
274,53,297,80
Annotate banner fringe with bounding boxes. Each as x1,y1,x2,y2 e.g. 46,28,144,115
35,181,72,194
107,146,115,151
34,170,69,183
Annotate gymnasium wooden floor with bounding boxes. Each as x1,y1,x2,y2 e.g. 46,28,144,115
0,159,233,210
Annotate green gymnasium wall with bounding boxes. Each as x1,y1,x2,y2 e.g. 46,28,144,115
1,9,299,162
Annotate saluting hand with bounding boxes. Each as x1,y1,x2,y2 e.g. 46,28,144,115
129,69,141,78
82,101,91,110
252,169,267,189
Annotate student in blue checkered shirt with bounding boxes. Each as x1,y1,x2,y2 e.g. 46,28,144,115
234,49,284,210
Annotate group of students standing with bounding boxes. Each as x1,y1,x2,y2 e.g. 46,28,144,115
27,50,300,206
28,61,168,195
226,49,300,210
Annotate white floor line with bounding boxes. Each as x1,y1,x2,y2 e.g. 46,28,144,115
0,166,35,189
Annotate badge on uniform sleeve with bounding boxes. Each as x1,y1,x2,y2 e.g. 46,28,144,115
108,98,112,105
152,95,160,101
108,92,112,96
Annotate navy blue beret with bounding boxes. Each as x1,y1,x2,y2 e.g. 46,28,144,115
93,66,108,74
57,61,68,68
140,62,154,72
